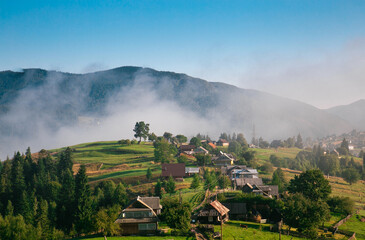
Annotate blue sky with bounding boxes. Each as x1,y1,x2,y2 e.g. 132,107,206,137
1,0,365,108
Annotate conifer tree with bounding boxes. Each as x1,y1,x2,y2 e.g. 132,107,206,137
154,179,162,198
74,165,93,235
56,169,75,232
10,152,28,216
190,174,200,190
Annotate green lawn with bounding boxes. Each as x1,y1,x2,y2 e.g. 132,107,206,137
214,220,305,240
338,212,365,240
74,236,193,240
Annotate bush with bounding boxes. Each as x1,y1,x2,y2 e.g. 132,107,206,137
327,196,354,215
118,139,131,145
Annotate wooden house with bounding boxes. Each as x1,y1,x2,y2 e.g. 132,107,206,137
217,139,229,146
212,152,235,166
197,200,230,224
222,202,247,220
242,183,279,198
161,163,186,179
115,196,161,235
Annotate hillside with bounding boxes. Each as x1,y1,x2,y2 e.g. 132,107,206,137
0,67,355,158
327,99,365,131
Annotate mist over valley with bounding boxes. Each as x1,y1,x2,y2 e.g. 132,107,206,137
0,66,361,158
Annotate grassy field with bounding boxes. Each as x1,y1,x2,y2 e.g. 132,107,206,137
74,236,193,240
213,220,305,240
254,147,302,164
338,210,365,240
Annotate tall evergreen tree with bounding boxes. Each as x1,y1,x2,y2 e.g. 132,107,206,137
10,152,28,217
154,179,162,198
74,165,93,235
56,169,75,233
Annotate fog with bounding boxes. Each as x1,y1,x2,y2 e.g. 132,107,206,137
238,38,365,109
0,71,235,159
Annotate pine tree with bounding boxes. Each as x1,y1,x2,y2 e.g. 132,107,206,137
10,152,28,216
56,169,75,232
190,174,200,190
165,176,176,194
295,134,304,149
74,165,93,235
146,168,152,181
154,179,162,198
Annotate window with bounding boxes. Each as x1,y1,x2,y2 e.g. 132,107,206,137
124,211,152,218
138,223,156,230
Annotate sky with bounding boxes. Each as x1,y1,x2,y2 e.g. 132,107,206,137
1,0,365,108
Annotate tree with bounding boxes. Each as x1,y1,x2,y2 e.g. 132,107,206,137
189,137,201,147
318,154,339,176
133,121,150,144
148,132,157,142
218,175,231,190
282,193,330,235
236,133,248,148
204,171,217,191
342,168,360,185
95,205,121,237
10,152,28,217
195,154,211,166
74,165,93,235
228,141,242,156
337,138,349,155
154,139,174,163
163,132,173,142
271,168,287,193
146,168,152,181
165,176,176,194
161,198,191,233
190,174,200,190
288,169,331,201
154,179,162,198
176,134,187,144
295,134,304,149
327,196,354,215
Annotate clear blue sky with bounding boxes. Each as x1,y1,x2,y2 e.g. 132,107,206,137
1,0,365,107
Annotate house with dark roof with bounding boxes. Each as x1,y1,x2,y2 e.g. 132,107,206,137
222,202,247,220
212,152,235,166
115,196,162,235
234,178,263,190
242,184,279,198
161,163,186,179
197,200,230,224
217,139,229,146
179,144,195,153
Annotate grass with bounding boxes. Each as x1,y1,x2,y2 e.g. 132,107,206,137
338,212,365,240
74,236,193,240
254,147,302,164
213,220,305,240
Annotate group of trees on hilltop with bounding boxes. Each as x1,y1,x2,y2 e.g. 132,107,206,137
0,148,128,239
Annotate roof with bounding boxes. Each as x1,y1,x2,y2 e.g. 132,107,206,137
235,178,263,187
217,139,229,143
210,200,230,216
257,185,279,197
222,202,247,215
161,163,186,178
208,143,217,149
179,145,195,151
195,146,209,154
139,197,162,210
185,167,200,174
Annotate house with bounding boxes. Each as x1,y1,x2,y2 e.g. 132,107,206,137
194,146,209,155
197,200,230,224
230,168,259,180
222,202,247,220
179,145,195,153
161,163,186,179
234,178,263,190
221,165,247,175
212,152,235,166
185,167,200,176
217,139,229,147
115,196,161,235
208,142,217,149
242,183,279,198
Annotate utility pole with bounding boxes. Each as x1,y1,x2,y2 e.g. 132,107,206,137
220,214,223,240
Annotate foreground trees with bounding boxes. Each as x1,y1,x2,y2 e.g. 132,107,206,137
283,169,332,238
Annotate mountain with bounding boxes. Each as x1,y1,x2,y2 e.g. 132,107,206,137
0,67,355,157
326,99,365,131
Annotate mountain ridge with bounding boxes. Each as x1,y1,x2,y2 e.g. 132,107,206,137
0,66,358,157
